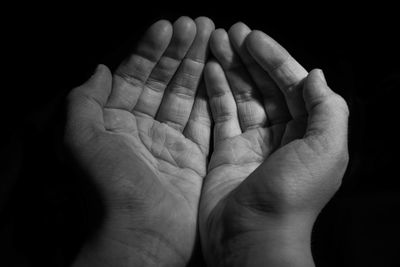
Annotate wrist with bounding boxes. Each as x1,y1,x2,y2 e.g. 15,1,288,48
231,222,315,267
205,213,316,267
73,223,187,267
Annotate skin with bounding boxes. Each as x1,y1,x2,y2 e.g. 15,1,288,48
67,18,349,267
199,23,349,267
67,17,214,267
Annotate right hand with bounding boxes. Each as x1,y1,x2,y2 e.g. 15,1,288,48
200,23,349,266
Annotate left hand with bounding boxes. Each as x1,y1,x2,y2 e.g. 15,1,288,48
67,17,214,267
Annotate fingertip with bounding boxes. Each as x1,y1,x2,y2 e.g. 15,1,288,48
228,22,251,37
211,28,228,38
245,30,264,51
143,20,173,53
248,29,268,38
210,28,228,48
71,64,112,107
228,22,252,52
303,69,333,108
195,16,215,33
307,69,327,87
92,64,112,88
245,30,291,73
193,17,215,48
316,69,326,84
175,15,193,23
151,19,173,37
184,17,214,61
230,21,248,29
309,69,349,116
95,64,110,75
174,16,196,34
210,28,232,61
153,19,172,29
92,64,104,76
88,64,109,83
245,30,277,53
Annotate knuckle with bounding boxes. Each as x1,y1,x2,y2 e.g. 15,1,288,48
234,91,254,103
114,70,144,87
171,74,199,92
214,113,234,123
146,78,166,93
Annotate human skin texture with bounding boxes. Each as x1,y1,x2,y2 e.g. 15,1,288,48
199,23,349,267
67,18,349,267
67,17,214,267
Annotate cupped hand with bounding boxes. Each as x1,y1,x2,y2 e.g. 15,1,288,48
199,23,349,266
66,17,214,267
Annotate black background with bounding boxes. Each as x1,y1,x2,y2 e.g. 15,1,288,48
1,3,400,267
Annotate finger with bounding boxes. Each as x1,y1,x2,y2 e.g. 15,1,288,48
210,29,267,131
303,69,349,152
246,31,308,119
183,82,211,155
107,20,173,111
205,60,241,142
228,23,291,125
156,17,214,131
67,64,112,132
133,16,197,118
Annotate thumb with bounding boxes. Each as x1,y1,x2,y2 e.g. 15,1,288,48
303,69,349,154
73,64,112,106
66,64,112,138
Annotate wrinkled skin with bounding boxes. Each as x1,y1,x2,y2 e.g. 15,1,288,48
67,17,214,266
67,17,349,267
199,23,349,266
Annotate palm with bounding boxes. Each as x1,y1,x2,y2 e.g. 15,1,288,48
103,107,205,205
202,116,303,221
200,24,308,221
79,108,206,261
204,127,275,207
200,24,348,265
67,17,214,265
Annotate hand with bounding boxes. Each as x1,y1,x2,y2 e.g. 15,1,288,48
66,17,214,267
199,23,349,266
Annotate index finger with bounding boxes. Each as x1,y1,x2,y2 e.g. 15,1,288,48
246,30,308,119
